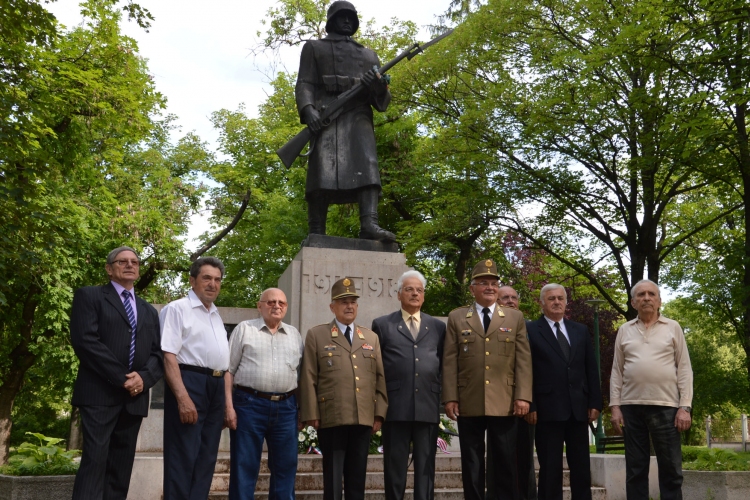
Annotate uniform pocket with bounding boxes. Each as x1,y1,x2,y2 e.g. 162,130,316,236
320,351,341,371
498,334,515,356
458,335,476,358
361,351,376,373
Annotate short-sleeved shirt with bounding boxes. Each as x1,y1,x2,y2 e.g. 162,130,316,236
159,289,229,371
227,317,303,393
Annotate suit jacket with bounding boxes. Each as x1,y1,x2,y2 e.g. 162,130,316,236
442,304,532,417
70,283,163,416
527,317,603,422
371,311,446,423
299,320,388,428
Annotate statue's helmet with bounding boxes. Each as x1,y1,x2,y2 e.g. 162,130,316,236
325,1,359,34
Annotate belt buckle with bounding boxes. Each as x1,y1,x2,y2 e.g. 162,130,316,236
212,370,222,377
270,395,281,401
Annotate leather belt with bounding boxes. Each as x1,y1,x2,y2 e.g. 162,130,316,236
235,385,294,401
179,364,224,377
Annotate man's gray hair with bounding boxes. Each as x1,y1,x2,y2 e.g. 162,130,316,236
539,283,565,302
106,246,140,265
397,270,427,291
631,279,661,298
190,257,225,278
499,285,520,300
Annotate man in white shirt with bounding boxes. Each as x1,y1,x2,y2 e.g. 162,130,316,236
160,257,229,500
224,288,304,500
610,279,693,500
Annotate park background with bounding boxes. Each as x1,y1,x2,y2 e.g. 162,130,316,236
2,0,750,465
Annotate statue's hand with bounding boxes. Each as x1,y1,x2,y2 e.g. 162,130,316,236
302,106,322,133
361,68,381,88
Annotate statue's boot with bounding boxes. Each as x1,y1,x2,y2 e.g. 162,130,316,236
308,198,329,235
358,188,396,242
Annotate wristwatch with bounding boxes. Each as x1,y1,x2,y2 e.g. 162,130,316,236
680,406,692,413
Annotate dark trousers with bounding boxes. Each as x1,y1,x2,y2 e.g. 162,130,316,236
163,369,225,500
621,405,683,500
516,419,537,500
72,404,142,500
229,391,298,500
382,420,438,500
458,415,519,500
536,418,591,500
318,424,371,500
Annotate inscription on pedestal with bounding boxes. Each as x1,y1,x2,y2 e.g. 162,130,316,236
304,274,399,298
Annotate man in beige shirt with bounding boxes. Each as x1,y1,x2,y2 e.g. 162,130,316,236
224,288,303,500
610,279,693,500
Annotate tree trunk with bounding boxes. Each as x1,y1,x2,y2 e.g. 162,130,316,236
68,406,83,451
0,285,39,464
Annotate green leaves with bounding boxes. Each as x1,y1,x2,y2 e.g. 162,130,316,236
0,432,79,476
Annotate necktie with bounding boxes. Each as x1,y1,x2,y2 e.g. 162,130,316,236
482,307,491,333
555,322,570,361
122,290,137,370
409,316,419,340
345,326,352,345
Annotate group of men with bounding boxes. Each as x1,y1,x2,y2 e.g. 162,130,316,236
69,246,693,500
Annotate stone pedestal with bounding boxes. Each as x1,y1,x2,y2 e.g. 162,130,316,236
278,245,411,336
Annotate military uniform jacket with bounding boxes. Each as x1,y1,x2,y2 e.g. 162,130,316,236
295,33,391,201
442,304,533,417
300,320,388,428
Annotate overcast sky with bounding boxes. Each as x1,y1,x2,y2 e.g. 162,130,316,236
49,1,451,146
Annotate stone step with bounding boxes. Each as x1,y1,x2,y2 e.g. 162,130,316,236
210,469,573,492
208,486,606,500
213,452,565,474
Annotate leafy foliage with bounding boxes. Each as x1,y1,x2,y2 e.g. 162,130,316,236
682,446,750,472
0,432,79,476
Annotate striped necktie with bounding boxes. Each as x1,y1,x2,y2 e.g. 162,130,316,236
121,290,137,370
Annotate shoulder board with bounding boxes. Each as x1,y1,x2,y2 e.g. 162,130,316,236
449,305,471,313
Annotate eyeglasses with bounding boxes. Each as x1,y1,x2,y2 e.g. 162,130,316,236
402,286,425,294
474,281,500,289
260,300,287,307
112,259,140,267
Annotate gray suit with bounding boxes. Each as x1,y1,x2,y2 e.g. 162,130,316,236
372,311,446,500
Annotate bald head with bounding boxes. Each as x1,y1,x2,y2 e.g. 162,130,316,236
497,286,520,309
257,288,288,329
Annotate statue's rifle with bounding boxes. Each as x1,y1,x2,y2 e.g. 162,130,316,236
276,28,454,168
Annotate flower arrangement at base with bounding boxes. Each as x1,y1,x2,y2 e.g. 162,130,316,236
437,417,458,453
298,425,321,454
368,428,383,454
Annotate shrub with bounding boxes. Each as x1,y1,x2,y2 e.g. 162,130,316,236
0,432,80,476
682,446,750,471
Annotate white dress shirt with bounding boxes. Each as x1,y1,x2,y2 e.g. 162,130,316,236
475,302,496,325
544,316,570,344
159,289,229,371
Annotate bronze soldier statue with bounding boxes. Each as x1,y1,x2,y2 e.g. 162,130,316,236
295,1,396,242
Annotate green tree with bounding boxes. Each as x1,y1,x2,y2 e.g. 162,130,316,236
396,0,740,319
0,1,205,462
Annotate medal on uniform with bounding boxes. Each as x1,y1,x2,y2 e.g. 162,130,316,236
357,327,365,340
463,345,469,352
327,359,333,367
466,309,473,318
331,325,339,338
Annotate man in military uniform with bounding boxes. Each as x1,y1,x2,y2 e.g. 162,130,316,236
443,260,533,500
295,1,395,242
299,277,388,500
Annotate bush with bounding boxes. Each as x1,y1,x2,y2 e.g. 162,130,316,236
0,433,80,476
681,446,750,471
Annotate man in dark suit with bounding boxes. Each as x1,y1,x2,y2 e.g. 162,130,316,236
372,270,446,500
70,246,163,500
525,284,602,500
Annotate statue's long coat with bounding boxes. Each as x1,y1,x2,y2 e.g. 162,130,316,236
295,33,391,202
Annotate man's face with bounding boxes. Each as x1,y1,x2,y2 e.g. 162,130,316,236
105,250,140,287
330,297,358,324
631,282,662,315
258,289,287,325
470,277,500,307
189,265,223,306
330,11,357,36
541,287,567,320
497,286,519,309
397,277,425,312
